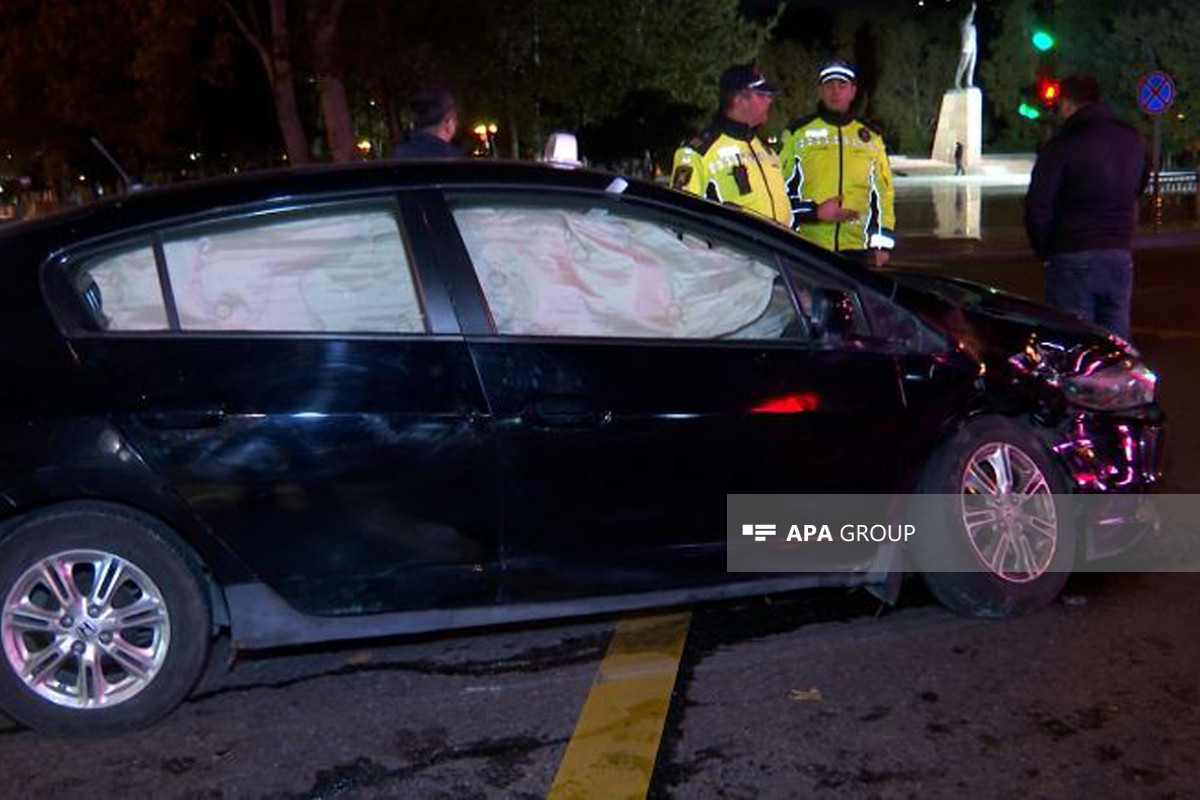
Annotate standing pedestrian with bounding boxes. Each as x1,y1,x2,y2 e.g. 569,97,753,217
779,60,896,266
954,141,965,176
669,63,791,226
393,86,462,159
1024,75,1149,342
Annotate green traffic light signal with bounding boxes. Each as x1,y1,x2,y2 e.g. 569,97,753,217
1019,102,1043,120
1032,30,1056,51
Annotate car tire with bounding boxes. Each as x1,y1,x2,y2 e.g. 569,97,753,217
0,503,211,735
913,416,1075,618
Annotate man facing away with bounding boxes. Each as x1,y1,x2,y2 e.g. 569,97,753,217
779,60,896,266
393,86,462,159
1024,75,1149,342
669,63,791,226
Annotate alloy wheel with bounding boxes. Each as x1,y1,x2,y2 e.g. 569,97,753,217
2,550,170,709
959,442,1058,583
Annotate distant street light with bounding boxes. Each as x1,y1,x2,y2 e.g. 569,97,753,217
473,123,499,156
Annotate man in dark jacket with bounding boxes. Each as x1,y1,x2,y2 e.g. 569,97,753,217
393,86,462,159
1025,75,1148,341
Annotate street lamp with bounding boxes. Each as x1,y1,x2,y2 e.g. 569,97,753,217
473,123,499,156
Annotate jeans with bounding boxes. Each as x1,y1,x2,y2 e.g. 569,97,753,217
1044,249,1133,341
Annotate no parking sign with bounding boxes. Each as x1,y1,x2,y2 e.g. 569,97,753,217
1138,70,1175,115
1137,70,1176,231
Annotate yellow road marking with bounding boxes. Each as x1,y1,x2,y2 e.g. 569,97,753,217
547,610,691,800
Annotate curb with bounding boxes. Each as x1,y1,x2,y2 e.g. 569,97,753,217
898,228,1200,263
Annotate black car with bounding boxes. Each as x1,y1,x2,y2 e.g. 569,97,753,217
0,161,1161,734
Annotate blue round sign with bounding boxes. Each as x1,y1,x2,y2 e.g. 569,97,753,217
1138,71,1175,115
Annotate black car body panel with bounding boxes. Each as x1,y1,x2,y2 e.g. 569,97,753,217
0,161,1164,650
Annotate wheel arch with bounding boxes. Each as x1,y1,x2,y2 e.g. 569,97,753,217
0,497,238,635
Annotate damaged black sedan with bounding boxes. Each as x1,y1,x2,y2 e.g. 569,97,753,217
0,161,1162,734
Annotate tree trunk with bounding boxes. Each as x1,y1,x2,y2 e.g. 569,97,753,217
223,0,311,165
309,0,356,163
269,0,311,165
383,95,401,155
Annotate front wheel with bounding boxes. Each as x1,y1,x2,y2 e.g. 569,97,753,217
913,417,1075,618
0,504,211,735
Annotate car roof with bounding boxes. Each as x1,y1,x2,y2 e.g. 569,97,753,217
3,161,660,237
0,159,890,297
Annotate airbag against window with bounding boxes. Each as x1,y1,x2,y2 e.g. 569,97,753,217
453,207,776,338
164,212,423,333
85,247,169,330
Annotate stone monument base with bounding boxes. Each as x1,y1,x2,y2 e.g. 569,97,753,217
931,87,982,168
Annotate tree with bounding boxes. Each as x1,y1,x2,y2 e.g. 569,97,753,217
222,0,312,164
307,0,356,161
1095,1,1198,156
758,39,821,135
977,0,1041,150
872,13,958,154
0,0,258,194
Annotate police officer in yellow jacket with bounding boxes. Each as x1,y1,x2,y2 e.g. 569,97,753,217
670,63,791,227
780,60,896,265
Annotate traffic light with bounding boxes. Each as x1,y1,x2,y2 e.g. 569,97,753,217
1017,77,1060,122
1031,29,1056,52
1038,78,1061,106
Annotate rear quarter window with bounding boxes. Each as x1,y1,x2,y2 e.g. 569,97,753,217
75,242,168,331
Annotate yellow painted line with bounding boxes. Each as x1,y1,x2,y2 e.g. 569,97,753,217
547,610,691,800
1133,326,1200,340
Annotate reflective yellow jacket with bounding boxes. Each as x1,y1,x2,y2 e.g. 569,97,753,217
670,117,791,227
779,109,896,253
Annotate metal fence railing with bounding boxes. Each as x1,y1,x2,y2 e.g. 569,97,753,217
1148,171,1198,196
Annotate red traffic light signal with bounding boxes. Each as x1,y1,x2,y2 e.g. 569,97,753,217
1038,79,1061,105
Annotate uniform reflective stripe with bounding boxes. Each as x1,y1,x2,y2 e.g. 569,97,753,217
786,154,806,230
869,233,896,249
820,65,857,83
834,126,844,251
865,158,881,249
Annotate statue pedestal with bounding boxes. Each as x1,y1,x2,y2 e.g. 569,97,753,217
931,88,982,168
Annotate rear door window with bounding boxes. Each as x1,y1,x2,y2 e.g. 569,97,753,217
164,209,423,333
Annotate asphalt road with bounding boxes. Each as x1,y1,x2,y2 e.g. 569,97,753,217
1,239,1198,799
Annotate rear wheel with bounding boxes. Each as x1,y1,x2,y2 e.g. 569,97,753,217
914,417,1074,618
0,504,210,735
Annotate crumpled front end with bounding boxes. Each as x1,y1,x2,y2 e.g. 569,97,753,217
1050,408,1164,561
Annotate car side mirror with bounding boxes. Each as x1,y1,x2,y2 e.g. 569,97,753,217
811,288,858,339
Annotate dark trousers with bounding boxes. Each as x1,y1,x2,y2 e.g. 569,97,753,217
1044,249,1133,341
